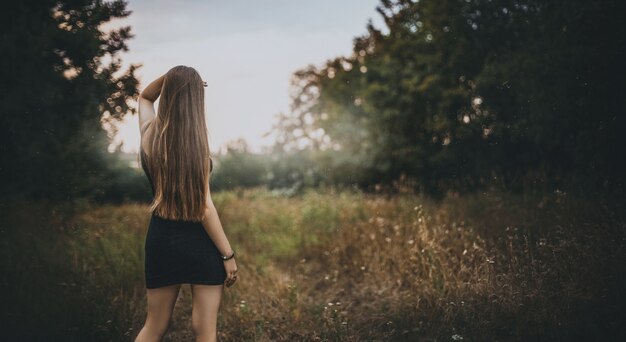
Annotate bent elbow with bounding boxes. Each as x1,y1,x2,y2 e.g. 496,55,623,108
138,94,151,104
203,204,215,220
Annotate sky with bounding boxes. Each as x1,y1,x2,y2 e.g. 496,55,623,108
107,0,383,154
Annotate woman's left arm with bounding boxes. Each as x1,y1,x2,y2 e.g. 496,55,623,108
138,75,165,134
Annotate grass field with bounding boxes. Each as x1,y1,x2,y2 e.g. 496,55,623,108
1,187,625,341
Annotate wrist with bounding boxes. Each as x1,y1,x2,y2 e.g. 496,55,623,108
220,249,235,261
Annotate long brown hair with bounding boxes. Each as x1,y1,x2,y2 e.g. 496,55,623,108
145,65,211,222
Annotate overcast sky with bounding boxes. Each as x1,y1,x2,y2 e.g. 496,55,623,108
108,0,383,154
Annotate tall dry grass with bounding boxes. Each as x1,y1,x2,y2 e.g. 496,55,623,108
1,187,624,341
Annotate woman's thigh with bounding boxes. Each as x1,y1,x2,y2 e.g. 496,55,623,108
190,284,223,335
144,284,181,334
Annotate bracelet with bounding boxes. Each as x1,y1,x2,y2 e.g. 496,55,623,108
221,250,235,261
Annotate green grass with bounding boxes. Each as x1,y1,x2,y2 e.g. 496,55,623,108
1,187,625,341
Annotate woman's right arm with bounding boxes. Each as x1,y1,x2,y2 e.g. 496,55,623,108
200,186,238,287
201,202,233,258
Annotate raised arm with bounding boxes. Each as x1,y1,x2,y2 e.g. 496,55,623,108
138,75,165,134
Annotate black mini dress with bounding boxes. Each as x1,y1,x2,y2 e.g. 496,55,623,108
140,147,226,289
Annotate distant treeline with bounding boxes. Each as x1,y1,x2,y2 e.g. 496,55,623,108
1,0,624,205
268,0,626,199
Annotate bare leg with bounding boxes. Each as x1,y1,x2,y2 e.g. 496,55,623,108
191,284,224,342
135,284,181,342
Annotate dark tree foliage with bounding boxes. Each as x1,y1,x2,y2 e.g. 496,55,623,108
0,0,140,202
272,0,626,199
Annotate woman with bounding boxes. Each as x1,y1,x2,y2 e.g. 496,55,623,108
134,65,238,342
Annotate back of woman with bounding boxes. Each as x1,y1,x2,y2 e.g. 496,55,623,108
134,65,238,342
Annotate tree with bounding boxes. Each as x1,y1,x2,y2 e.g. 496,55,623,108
0,0,141,202
273,0,626,198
